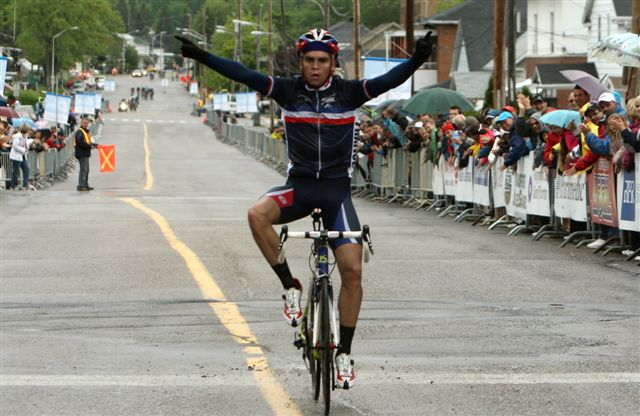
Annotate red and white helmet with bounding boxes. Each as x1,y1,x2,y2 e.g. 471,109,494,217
296,28,339,55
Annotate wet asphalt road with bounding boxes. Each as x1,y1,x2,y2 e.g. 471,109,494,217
1,74,639,416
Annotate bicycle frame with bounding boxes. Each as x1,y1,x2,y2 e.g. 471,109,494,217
278,210,373,413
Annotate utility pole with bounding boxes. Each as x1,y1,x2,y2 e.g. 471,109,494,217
256,4,263,71
627,0,639,97
353,0,360,80
279,0,291,77
493,0,505,109
506,0,516,105
405,0,414,57
268,0,274,129
405,0,414,94
324,0,330,29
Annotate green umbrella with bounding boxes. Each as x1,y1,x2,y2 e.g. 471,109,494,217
402,87,474,116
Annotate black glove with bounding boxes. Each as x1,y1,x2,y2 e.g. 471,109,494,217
413,31,433,63
175,35,209,63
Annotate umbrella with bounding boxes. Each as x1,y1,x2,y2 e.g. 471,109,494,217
539,110,581,129
0,106,19,119
591,33,640,68
402,87,474,116
559,69,609,101
11,117,37,129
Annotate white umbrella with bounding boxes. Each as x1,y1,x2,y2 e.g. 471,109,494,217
591,33,640,68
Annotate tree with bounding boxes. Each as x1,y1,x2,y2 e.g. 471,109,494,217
124,45,139,71
15,0,124,88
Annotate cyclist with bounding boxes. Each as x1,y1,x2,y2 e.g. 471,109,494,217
177,28,433,389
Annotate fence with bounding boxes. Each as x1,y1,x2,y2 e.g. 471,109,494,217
0,143,76,190
206,110,639,261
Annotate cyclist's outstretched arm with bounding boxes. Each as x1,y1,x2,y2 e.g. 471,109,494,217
175,35,270,96
363,31,434,99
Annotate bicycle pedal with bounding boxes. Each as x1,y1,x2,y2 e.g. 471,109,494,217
293,332,305,349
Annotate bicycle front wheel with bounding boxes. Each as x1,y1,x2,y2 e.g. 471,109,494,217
321,278,332,415
306,297,321,401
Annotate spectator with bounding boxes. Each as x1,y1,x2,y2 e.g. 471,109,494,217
572,85,591,111
493,111,529,170
567,92,580,111
598,92,626,118
30,130,49,153
532,94,548,113
448,105,461,121
9,123,32,190
46,131,66,149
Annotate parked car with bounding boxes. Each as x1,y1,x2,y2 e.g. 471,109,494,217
131,69,143,77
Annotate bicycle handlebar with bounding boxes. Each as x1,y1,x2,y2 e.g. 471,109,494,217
285,230,365,239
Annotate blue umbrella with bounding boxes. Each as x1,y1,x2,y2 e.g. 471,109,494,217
11,117,37,129
539,110,581,129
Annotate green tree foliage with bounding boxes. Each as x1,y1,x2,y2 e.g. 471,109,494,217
124,45,139,71
14,0,124,86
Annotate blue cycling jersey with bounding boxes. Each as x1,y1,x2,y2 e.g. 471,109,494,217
201,52,423,179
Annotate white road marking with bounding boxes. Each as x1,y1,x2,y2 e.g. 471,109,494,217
2,372,638,387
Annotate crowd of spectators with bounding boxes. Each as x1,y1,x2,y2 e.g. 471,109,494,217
337,86,639,258
1,96,102,190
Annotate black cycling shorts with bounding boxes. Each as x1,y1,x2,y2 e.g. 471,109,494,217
264,177,361,249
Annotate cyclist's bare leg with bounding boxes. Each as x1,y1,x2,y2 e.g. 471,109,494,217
334,243,363,327
247,196,281,265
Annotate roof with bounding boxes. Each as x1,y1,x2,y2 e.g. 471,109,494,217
328,21,371,48
533,62,599,85
420,0,527,72
452,71,492,100
612,0,633,17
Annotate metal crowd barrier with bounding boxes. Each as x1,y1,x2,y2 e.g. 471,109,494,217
204,113,637,258
1,144,76,191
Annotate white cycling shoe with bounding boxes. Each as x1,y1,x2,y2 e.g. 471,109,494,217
282,279,303,327
335,353,356,389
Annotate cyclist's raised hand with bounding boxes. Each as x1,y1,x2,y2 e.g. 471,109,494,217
413,31,434,63
175,35,209,63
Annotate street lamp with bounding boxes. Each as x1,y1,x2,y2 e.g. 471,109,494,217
51,26,79,91
232,19,259,65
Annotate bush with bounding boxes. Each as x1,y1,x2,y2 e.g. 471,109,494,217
18,90,41,106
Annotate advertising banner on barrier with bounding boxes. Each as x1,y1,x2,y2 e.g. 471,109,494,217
505,159,527,220
473,160,491,207
74,93,96,115
492,157,506,208
0,56,7,94
526,157,551,217
432,157,445,195
617,153,640,231
236,92,258,113
189,81,198,95
455,157,474,203
589,159,618,226
443,159,456,196
43,92,71,124
213,93,229,111
554,173,588,222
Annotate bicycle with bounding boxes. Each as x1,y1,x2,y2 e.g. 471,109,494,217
277,209,374,415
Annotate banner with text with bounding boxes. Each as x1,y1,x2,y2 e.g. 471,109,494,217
617,153,640,231
0,57,7,96
526,158,551,217
74,93,96,114
554,173,588,222
43,93,71,124
236,92,258,113
505,159,528,220
588,159,618,227
473,161,491,207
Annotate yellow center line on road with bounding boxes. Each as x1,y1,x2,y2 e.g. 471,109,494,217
120,197,301,416
143,122,153,190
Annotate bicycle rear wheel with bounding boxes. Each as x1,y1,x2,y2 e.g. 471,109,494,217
321,278,332,415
